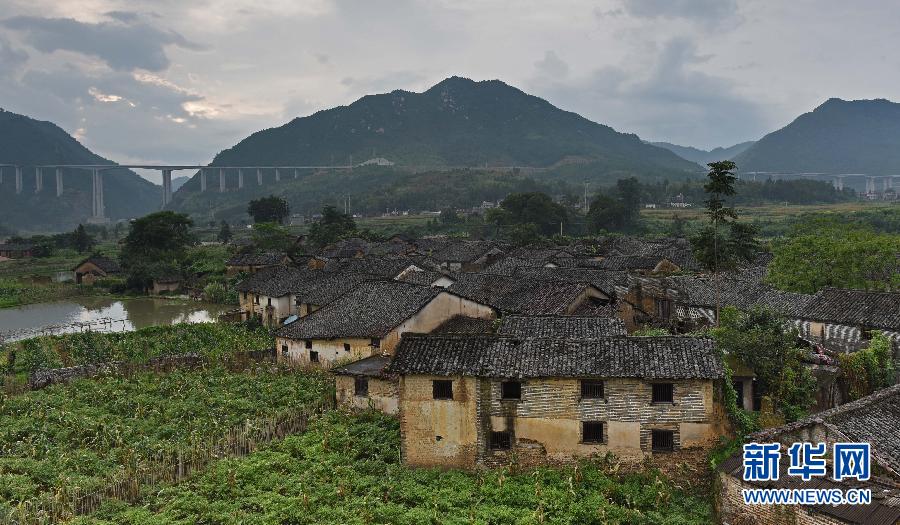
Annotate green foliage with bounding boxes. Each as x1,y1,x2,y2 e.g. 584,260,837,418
202,282,233,304
0,278,95,309
72,224,96,253
1,323,272,374
0,368,331,513
247,195,290,224
767,219,900,293
487,192,569,238
308,205,358,248
710,307,817,423
839,332,897,401
587,178,643,233
217,221,232,243
631,327,670,337
120,212,195,290
690,222,761,273
250,222,296,254
76,411,712,525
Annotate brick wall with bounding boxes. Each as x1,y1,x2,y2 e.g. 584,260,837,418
335,375,399,415
717,472,848,525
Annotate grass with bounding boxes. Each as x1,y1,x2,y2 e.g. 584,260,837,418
75,411,714,525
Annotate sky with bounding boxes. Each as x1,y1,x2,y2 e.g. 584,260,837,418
1,0,899,184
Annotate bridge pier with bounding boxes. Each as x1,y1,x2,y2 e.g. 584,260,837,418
162,169,173,207
238,169,244,189
884,177,893,191
294,168,299,179
865,176,875,194
275,168,280,182
200,168,207,192
15,166,22,194
833,176,844,191
256,168,262,186
35,168,43,193
219,168,225,192
56,168,63,197
91,169,105,220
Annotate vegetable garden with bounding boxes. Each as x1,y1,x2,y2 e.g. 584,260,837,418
0,367,332,522
74,411,713,525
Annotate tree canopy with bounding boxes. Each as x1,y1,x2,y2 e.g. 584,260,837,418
486,192,569,238
120,211,195,290
308,205,358,248
586,178,643,233
247,195,290,224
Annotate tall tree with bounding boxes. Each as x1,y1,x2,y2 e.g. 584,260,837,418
308,205,357,248
218,221,233,244
71,224,95,253
247,196,290,224
487,192,568,237
120,212,195,290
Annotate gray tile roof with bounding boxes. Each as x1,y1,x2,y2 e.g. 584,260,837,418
275,280,441,339
448,273,602,315
293,272,383,306
226,252,288,267
597,255,670,271
388,335,724,379
322,256,416,278
396,269,453,287
75,256,121,274
799,288,900,330
431,315,496,335
331,355,394,378
497,315,626,338
510,267,630,297
235,265,310,297
429,240,502,263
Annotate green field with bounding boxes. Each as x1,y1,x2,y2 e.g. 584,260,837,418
75,411,712,525
0,367,332,519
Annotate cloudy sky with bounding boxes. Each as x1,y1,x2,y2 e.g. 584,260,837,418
2,0,898,183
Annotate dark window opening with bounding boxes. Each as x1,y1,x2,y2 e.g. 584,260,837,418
253,295,259,304
655,298,672,319
733,380,744,409
489,431,511,450
309,351,319,363
581,380,604,399
861,328,874,340
354,377,369,397
652,383,674,403
371,338,381,348
267,297,272,307
582,421,604,443
501,381,522,400
432,380,453,400
242,292,248,300
305,340,312,349
281,344,288,355
651,429,674,452
343,343,351,352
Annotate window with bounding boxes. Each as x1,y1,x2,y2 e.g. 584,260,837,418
309,351,319,363
651,430,674,452
581,380,604,399
254,295,259,304
501,381,522,400
655,298,672,319
489,431,511,450
343,343,351,352
305,340,312,349
733,380,744,409
281,344,288,356
432,380,453,400
354,377,369,397
371,338,381,348
242,292,248,300
651,383,674,403
582,421,604,443
267,297,272,307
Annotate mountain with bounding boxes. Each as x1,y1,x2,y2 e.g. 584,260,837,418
171,76,697,219
650,141,755,165
0,110,161,232
734,98,900,174
171,176,190,192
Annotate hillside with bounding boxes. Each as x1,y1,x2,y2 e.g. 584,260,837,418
0,110,160,232
651,141,755,165
171,76,697,219
734,98,900,173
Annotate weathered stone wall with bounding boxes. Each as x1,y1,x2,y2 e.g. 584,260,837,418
335,375,399,415
717,472,848,525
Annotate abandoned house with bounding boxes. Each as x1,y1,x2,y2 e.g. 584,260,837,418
225,251,291,276
428,240,505,272
72,256,121,285
332,355,398,414
387,334,726,469
448,273,613,316
274,280,496,367
792,287,900,353
718,384,900,525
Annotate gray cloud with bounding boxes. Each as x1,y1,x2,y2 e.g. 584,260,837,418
534,51,569,80
0,36,28,77
1,15,203,72
622,0,740,23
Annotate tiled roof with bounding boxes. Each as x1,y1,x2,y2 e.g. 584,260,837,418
388,335,724,379
598,255,670,271
750,384,900,477
226,251,288,267
275,281,441,339
799,288,900,330
497,315,627,338
320,237,372,258
661,275,814,317
75,256,121,274
331,355,394,378
449,273,601,315
396,269,452,287
235,265,310,297
322,256,415,278
431,315,496,335
429,240,502,263
510,267,630,297
293,272,381,306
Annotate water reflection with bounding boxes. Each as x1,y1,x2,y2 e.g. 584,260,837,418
0,297,232,342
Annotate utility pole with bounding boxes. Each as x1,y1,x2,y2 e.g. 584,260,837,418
583,182,589,210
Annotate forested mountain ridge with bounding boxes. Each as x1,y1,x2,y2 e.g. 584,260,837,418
0,110,160,232
650,141,755,165
734,98,900,173
206,76,698,171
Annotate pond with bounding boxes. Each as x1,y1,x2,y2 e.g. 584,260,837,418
0,297,233,343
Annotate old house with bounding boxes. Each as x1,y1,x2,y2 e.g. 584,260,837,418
332,356,399,414
428,240,505,272
496,314,626,338
597,255,683,275
0,243,33,258
226,252,291,276
395,268,456,288
151,276,182,295
274,280,496,367
718,384,900,525
449,273,612,316
73,256,121,285
388,334,726,469
792,288,900,352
